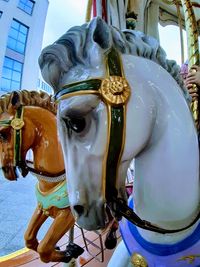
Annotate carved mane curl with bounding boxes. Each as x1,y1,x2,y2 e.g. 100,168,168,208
0,90,56,114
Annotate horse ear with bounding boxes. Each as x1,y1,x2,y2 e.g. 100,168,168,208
91,17,111,49
85,17,111,67
11,91,21,109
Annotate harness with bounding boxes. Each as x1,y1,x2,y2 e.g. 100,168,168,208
0,105,65,182
55,48,200,234
36,180,70,215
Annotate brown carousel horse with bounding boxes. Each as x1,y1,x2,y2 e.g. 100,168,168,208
0,90,84,263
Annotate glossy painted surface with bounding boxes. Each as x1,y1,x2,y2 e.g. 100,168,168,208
39,17,199,266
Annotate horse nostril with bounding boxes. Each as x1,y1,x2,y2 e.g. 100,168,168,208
73,205,85,217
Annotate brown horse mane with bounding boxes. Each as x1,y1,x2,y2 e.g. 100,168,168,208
0,90,57,114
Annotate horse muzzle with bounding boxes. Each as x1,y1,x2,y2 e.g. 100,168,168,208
2,166,18,181
72,200,107,231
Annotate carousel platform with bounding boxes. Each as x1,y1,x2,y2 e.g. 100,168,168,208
0,171,121,266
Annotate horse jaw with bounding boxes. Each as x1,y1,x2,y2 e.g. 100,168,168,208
2,166,18,181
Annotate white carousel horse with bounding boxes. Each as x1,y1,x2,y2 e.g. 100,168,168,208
39,17,200,266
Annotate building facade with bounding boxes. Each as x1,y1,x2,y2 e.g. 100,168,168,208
0,0,49,95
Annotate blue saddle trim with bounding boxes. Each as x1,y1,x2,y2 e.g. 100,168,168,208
126,199,200,256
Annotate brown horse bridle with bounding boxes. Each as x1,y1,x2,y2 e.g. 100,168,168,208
0,105,65,181
54,48,200,234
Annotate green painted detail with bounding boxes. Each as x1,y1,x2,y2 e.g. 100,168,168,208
14,106,23,164
16,105,23,118
107,49,122,76
15,130,21,162
35,181,70,210
106,106,124,200
0,120,11,126
105,49,124,200
55,79,102,100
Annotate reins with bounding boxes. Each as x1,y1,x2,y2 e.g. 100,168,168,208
55,48,200,234
25,160,65,182
0,105,65,182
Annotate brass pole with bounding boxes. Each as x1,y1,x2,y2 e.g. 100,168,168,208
180,0,200,131
174,0,185,64
86,0,93,22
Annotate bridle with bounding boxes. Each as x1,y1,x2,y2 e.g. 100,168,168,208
0,105,25,167
0,105,65,182
55,48,200,234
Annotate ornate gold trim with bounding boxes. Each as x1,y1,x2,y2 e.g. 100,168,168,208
37,180,66,196
100,76,131,106
11,118,24,130
177,254,200,264
131,253,148,267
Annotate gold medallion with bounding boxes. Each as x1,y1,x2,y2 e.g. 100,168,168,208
11,118,24,130
100,76,131,106
131,253,148,267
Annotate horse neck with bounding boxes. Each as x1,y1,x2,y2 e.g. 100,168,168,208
122,55,200,243
23,106,64,174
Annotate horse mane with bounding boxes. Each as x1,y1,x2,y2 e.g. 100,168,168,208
0,90,57,114
44,17,189,100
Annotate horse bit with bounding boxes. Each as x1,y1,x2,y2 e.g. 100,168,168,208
55,47,200,234
0,105,65,182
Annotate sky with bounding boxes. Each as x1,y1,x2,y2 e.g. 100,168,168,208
42,0,88,48
42,1,187,66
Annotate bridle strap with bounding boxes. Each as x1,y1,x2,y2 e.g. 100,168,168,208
25,160,65,179
0,105,25,166
104,49,126,200
111,197,200,234
14,105,24,165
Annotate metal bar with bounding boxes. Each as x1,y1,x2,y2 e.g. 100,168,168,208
180,0,200,131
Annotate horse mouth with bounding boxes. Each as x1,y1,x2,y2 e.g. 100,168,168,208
2,166,18,181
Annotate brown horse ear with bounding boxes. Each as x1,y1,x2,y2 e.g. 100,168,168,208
11,91,21,109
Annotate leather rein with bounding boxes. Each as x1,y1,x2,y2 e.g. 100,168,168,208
54,48,200,234
0,105,65,182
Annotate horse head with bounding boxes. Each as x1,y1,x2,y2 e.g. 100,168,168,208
39,17,193,231
0,91,37,180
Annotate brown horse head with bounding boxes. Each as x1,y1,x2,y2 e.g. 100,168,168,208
0,90,59,181
0,92,22,180
0,90,56,181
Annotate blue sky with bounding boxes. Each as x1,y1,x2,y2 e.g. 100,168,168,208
42,1,186,66
42,0,87,48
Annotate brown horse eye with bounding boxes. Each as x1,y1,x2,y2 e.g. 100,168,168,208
0,131,7,141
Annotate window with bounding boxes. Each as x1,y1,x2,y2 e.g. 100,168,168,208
7,19,28,54
1,57,23,93
37,79,53,94
18,0,35,15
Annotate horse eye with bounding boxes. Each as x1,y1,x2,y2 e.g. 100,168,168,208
65,117,86,133
0,131,8,141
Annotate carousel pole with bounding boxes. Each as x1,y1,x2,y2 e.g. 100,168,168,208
180,0,200,132
174,0,185,64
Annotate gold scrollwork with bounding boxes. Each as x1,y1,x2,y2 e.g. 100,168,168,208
131,253,148,267
11,118,24,130
100,76,131,106
177,254,200,264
